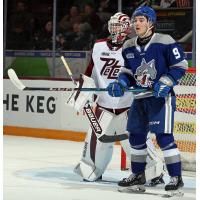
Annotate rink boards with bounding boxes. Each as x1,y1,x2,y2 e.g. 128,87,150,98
3,78,196,154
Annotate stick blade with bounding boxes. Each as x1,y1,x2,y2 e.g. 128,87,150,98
7,69,25,90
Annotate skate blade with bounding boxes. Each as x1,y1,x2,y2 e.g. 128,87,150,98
118,185,146,193
145,182,165,187
163,189,184,197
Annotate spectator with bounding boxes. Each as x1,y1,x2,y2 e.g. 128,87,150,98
97,0,113,24
33,20,53,50
74,22,94,50
58,5,82,33
56,22,81,50
96,23,109,39
6,21,31,50
71,0,94,11
98,0,111,12
57,22,94,50
7,0,35,49
82,3,103,34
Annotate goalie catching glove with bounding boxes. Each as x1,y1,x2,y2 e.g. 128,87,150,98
66,74,98,112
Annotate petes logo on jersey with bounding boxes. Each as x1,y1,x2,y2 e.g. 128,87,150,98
126,53,134,59
100,57,121,79
134,58,157,87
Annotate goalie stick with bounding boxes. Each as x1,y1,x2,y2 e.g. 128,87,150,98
7,68,148,93
61,56,77,86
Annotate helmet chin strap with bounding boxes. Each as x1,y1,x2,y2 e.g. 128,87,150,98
139,22,154,38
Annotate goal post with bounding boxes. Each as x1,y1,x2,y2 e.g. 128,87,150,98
121,67,196,171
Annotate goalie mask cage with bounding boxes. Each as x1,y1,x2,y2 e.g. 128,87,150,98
121,67,196,171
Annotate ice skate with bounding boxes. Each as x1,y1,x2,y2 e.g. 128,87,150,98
146,173,165,187
164,176,184,197
118,173,146,193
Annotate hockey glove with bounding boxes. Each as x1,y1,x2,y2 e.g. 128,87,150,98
153,75,176,98
107,81,126,97
107,73,132,97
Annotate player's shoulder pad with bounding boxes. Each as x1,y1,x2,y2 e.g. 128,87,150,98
123,36,137,50
152,33,176,45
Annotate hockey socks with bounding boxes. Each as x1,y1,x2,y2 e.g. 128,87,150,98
156,134,182,177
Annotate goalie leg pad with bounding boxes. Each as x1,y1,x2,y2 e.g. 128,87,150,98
74,132,114,181
145,158,165,181
117,110,131,159
93,106,117,140
74,160,103,181
99,108,129,142
74,108,116,181
120,138,131,160
145,135,165,181
74,108,130,181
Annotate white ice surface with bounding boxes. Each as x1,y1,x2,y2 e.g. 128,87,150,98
4,135,196,200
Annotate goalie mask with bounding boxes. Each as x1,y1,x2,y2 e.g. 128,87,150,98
108,12,131,44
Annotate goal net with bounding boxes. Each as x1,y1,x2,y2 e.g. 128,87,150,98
121,67,196,171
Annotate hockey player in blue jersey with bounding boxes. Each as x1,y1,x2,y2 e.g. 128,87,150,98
107,6,188,196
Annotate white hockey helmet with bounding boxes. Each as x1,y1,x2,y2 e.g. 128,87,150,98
108,12,131,44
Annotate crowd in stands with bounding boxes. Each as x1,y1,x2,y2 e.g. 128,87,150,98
6,0,193,51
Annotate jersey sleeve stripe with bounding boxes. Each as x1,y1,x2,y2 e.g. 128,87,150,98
169,59,188,70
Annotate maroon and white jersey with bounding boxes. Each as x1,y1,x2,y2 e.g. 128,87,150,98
85,38,133,109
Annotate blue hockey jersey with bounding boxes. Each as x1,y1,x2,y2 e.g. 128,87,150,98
121,33,188,91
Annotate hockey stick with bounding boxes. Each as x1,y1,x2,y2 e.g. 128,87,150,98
7,68,148,93
61,56,77,86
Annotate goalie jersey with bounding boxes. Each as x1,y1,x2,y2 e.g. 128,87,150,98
85,38,133,109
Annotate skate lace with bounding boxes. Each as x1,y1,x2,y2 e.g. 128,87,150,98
123,174,136,182
168,177,178,185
